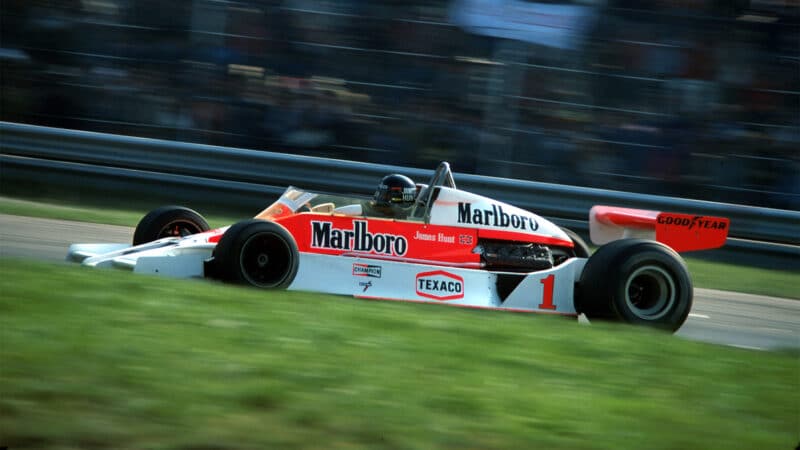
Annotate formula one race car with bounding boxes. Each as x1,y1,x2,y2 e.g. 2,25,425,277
68,162,730,332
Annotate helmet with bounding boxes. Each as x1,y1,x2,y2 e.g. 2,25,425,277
374,174,416,206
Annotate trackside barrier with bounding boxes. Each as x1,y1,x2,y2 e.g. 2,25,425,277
1,121,798,248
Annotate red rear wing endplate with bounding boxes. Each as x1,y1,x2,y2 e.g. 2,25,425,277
590,206,729,252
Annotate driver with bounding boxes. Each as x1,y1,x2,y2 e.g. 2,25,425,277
335,173,418,219
370,174,417,218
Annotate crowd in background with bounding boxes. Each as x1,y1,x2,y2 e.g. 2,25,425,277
1,0,798,209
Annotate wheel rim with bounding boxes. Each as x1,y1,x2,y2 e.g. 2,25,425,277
157,220,203,239
239,232,292,288
624,265,676,320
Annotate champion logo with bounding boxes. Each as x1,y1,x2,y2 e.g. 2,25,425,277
353,263,382,278
415,270,464,301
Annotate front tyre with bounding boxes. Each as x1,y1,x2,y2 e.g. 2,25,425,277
133,206,210,245
213,219,299,289
578,239,692,332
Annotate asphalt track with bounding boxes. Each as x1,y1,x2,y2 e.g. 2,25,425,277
1,214,797,351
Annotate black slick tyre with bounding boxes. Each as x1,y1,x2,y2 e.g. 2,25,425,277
561,227,591,258
133,206,210,245
550,227,591,266
213,219,299,289
578,239,692,332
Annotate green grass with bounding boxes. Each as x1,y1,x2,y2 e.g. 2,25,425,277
2,195,798,299
1,258,797,449
687,258,799,299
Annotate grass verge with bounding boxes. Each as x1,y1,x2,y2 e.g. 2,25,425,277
1,258,798,449
686,257,799,300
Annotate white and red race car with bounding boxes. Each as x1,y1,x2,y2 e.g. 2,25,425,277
68,162,730,332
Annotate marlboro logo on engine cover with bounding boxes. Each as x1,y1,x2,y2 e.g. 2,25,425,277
416,270,464,301
457,202,538,231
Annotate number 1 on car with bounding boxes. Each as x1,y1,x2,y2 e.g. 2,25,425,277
538,274,556,310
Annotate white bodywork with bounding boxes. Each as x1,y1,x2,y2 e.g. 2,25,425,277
430,187,570,242
69,238,587,315
290,253,586,314
69,214,587,316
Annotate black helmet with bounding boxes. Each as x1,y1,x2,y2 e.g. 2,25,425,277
374,174,416,206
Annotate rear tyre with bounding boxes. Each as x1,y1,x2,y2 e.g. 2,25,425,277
213,219,299,289
133,206,210,245
577,239,692,332
550,227,591,266
561,227,591,258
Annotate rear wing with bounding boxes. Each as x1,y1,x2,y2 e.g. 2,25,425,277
590,206,730,252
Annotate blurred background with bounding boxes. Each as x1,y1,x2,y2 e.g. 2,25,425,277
1,0,797,209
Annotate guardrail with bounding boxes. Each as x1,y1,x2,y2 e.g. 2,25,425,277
2,121,799,250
